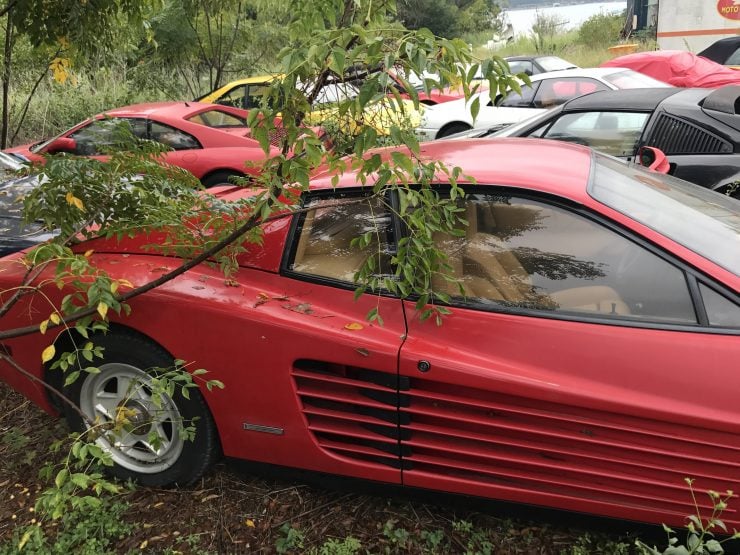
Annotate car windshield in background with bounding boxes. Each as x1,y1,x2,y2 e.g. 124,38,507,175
603,70,670,89
537,56,577,72
589,154,740,275
187,109,247,128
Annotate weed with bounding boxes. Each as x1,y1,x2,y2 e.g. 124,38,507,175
275,523,306,554
0,499,131,555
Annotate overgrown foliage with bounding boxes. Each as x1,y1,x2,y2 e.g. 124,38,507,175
0,1,523,548
577,11,624,48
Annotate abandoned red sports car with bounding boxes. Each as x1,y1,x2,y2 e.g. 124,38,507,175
0,139,738,528
3,102,278,187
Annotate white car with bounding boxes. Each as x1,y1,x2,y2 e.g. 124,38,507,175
415,67,671,140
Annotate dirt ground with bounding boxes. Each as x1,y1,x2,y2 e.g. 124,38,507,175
0,382,650,554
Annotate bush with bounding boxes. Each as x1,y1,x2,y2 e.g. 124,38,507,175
578,12,624,47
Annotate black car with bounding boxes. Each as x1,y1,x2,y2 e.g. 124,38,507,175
503,55,578,76
699,36,740,67
470,86,740,196
0,154,52,256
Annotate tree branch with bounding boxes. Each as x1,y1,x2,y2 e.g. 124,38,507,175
0,351,95,427
0,197,369,342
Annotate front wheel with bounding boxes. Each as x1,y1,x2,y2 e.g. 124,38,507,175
62,330,219,487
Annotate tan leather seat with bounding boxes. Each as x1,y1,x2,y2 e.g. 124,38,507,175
550,286,631,316
463,233,533,303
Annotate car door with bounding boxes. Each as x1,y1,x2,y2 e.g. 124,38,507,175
262,190,408,483
397,190,740,524
146,120,203,174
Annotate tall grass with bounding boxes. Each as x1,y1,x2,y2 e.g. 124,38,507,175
8,64,175,146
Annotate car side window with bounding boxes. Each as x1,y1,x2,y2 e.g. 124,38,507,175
216,85,247,109
149,122,200,150
533,78,608,108
289,195,394,283
541,111,649,157
434,194,697,325
699,284,740,327
498,84,538,108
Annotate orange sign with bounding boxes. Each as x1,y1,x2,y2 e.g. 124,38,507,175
717,0,740,20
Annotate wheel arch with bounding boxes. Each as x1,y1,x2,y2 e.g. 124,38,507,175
45,323,219,424
199,168,246,188
436,121,472,139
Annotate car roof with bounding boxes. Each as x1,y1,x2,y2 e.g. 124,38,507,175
101,101,239,120
559,87,682,111
310,138,593,200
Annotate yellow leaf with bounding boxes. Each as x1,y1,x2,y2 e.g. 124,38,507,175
344,322,364,331
245,519,255,528
118,279,134,289
41,345,56,363
84,250,94,258
39,319,49,335
65,192,84,211
139,540,148,550
110,282,119,294
97,302,108,320
49,313,60,325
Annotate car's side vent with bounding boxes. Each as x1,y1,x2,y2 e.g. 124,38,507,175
292,359,410,469
402,377,740,517
647,113,733,155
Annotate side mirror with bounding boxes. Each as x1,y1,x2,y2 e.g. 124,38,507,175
638,146,669,174
45,137,76,154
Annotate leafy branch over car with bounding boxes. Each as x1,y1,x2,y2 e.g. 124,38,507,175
0,0,515,527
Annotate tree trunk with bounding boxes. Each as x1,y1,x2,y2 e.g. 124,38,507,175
1,6,13,149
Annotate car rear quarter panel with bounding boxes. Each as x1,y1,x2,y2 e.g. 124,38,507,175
0,253,408,484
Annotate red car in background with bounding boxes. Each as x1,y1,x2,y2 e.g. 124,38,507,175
601,50,740,88
4,102,278,187
0,139,738,528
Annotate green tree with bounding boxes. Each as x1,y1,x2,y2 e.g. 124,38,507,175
0,0,157,148
397,0,502,38
146,0,291,97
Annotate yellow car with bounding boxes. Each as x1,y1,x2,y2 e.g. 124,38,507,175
197,75,423,136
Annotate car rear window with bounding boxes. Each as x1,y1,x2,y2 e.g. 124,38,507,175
589,154,740,275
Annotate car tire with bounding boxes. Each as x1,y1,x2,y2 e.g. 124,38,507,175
61,330,220,487
201,171,241,188
436,122,472,139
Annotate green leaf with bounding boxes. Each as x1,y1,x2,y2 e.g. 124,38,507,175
54,468,68,489
64,370,80,387
470,95,480,123
70,473,90,489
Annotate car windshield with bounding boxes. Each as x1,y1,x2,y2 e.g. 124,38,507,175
537,56,577,72
589,154,740,275
30,120,94,154
603,70,671,89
